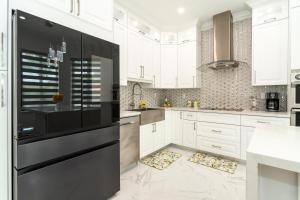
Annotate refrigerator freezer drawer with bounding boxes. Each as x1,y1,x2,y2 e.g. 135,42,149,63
16,143,120,200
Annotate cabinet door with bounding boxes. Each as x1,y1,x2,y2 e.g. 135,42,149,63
178,41,196,88
113,22,127,86
161,44,178,88
35,0,72,13
172,111,183,145
140,124,154,158
141,37,153,81
0,0,7,71
154,121,165,151
127,30,141,79
0,72,7,200
153,41,161,88
241,127,255,160
182,120,196,148
290,7,300,70
165,111,172,145
79,0,113,31
252,19,288,85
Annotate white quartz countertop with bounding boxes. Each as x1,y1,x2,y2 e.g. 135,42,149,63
247,125,300,173
162,107,290,118
120,111,141,118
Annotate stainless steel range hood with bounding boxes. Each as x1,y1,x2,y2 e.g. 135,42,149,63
208,11,238,69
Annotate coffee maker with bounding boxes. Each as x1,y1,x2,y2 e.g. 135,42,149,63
266,92,279,112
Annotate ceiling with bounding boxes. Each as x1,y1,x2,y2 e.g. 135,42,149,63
115,0,250,31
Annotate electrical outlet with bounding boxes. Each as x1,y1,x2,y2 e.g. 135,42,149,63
154,93,157,98
260,93,265,99
182,93,186,99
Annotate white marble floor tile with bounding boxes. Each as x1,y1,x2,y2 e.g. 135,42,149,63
110,146,246,200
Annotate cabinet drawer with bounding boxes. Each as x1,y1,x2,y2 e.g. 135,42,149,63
197,112,240,125
241,115,290,127
196,136,240,159
183,112,197,121
252,0,288,26
197,122,240,143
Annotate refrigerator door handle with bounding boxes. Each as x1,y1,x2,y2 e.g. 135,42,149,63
77,0,80,16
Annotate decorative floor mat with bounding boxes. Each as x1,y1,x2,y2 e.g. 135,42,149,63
141,150,182,170
188,152,238,174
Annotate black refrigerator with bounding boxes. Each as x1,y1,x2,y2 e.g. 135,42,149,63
12,10,120,200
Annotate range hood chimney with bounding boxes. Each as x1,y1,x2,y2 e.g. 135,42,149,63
208,11,238,69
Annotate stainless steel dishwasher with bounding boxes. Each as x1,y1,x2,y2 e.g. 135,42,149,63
120,116,140,173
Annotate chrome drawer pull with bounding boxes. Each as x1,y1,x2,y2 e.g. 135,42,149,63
264,17,277,23
211,129,222,133
211,145,222,149
256,121,270,124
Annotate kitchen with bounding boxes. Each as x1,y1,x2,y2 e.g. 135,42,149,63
1,0,300,200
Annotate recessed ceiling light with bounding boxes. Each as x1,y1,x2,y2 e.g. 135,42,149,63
19,16,26,20
177,7,185,14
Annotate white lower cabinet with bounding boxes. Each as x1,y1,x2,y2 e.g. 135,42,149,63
172,111,183,145
241,126,255,160
240,115,290,160
196,122,241,159
165,110,173,145
140,121,165,158
182,120,197,148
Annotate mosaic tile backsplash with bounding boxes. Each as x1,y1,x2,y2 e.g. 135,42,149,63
121,18,288,112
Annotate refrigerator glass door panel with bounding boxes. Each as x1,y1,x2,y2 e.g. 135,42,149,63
16,11,82,139
81,34,120,129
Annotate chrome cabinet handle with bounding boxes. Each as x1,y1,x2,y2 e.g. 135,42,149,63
256,121,270,124
70,0,74,13
211,145,222,149
194,122,196,130
264,17,277,23
0,32,3,52
140,66,143,78
211,129,222,133
153,75,156,87
120,121,135,126
152,123,156,133
142,66,144,78
180,112,182,119
77,0,80,16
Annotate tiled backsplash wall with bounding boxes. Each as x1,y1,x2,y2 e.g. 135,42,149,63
120,82,164,111
120,18,288,112
164,18,287,111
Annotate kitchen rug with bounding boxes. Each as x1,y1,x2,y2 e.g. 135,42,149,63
188,152,238,174
141,150,182,170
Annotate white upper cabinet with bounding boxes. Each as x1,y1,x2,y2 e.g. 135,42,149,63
35,0,73,14
178,27,197,43
252,19,288,85
127,29,141,79
153,41,161,88
252,0,288,26
127,29,153,82
79,0,113,31
290,0,300,8
113,21,127,86
178,41,197,88
160,44,178,88
290,6,300,70
140,37,154,81
161,32,178,44
0,0,7,71
35,0,113,31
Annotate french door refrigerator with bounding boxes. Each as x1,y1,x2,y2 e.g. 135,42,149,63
12,10,120,200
